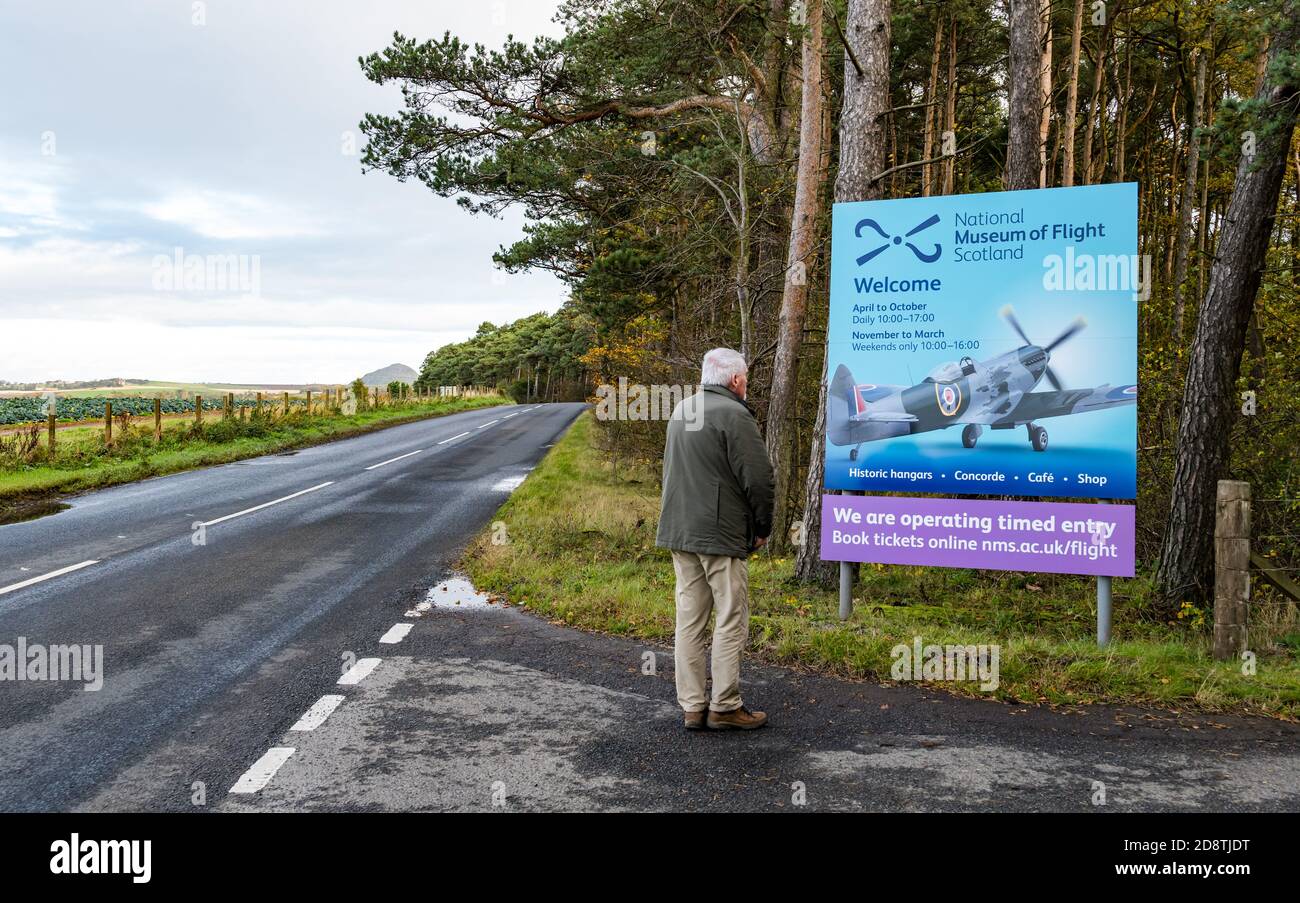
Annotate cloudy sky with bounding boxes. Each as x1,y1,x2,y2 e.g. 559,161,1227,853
0,0,566,384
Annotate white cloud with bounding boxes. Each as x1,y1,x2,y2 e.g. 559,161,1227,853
140,190,323,240
0,1,569,382
0,155,86,233
0,318,452,384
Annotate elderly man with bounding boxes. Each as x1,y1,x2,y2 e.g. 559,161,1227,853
656,348,775,731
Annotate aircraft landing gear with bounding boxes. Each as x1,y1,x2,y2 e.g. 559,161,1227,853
962,424,982,448
1027,423,1048,452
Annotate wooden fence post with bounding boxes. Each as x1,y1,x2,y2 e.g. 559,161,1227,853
105,401,113,445
48,412,56,455
256,392,264,415
195,395,203,426
154,398,162,441
373,387,379,409
1213,480,1251,661
282,391,289,417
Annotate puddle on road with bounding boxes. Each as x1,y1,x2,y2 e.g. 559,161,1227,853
405,575,498,617
0,499,72,526
490,475,527,492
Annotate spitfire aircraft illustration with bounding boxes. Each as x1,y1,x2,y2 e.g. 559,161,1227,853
829,306,1137,459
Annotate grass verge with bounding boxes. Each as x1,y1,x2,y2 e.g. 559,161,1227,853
0,395,508,518
463,412,1300,719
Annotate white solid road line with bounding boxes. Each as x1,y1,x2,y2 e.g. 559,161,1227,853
477,420,499,429
364,449,423,471
229,747,295,794
379,623,413,644
337,657,381,686
0,560,100,597
290,695,346,731
199,482,334,528
436,431,470,445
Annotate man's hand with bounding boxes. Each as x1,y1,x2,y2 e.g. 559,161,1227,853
752,536,768,550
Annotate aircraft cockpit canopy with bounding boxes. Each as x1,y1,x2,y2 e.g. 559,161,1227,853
923,361,965,383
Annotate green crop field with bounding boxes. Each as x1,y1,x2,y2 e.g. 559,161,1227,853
0,394,323,425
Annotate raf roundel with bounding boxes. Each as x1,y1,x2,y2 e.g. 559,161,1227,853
936,382,962,417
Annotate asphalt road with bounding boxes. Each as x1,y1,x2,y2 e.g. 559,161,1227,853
1,399,1297,813
0,402,582,811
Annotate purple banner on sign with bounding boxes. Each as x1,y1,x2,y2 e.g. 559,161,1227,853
820,494,1134,577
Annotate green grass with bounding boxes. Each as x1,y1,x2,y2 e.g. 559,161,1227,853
463,413,1300,719
0,395,509,513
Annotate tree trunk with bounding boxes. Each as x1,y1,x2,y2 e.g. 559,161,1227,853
922,15,944,197
1080,15,1112,185
1038,0,1053,188
1155,16,1300,608
1171,49,1207,340
766,0,826,553
1115,30,1131,183
1061,0,1084,186
794,0,891,584
1006,0,1044,190
943,13,958,195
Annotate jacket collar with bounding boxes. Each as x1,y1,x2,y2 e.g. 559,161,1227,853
700,383,756,416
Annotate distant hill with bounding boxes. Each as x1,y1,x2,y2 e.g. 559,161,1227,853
360,363,418,387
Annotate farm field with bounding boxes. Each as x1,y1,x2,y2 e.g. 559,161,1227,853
0,389,345,425
0,392,507,515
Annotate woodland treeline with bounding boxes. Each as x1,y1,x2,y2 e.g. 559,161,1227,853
412,310,593,402
362,0,1300,612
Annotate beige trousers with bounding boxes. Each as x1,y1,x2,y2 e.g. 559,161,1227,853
671,550,750,713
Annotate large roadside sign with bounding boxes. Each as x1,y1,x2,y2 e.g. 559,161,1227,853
820,184,1138,578
823,183,1138,499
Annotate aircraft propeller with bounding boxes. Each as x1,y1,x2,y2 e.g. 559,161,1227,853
999,305,1086,392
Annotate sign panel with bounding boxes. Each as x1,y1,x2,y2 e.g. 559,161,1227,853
823,184,1139,499
820,494,1135,578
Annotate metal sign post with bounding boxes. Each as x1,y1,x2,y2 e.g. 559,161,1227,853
839,561,853,621
1097,498,1112,647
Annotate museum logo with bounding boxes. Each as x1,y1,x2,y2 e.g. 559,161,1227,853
854,213,942,265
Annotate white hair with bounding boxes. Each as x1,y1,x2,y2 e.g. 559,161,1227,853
700,348,747,386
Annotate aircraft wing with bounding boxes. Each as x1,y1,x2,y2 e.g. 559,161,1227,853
996,384,1136,425
849,411,919,423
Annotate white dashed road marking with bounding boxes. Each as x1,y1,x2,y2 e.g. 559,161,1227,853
0,560,100,597
198,482,334,528
229,747,295,794
477,420,499,429
363,449,423,471
436,431,470,445
337,658,382,686
290,695,345,731
379,623,413,644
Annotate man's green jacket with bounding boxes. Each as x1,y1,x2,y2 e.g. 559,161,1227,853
655,384,775,559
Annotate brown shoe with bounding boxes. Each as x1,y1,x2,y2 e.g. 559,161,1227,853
707,706,768,730
684,711,707,731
